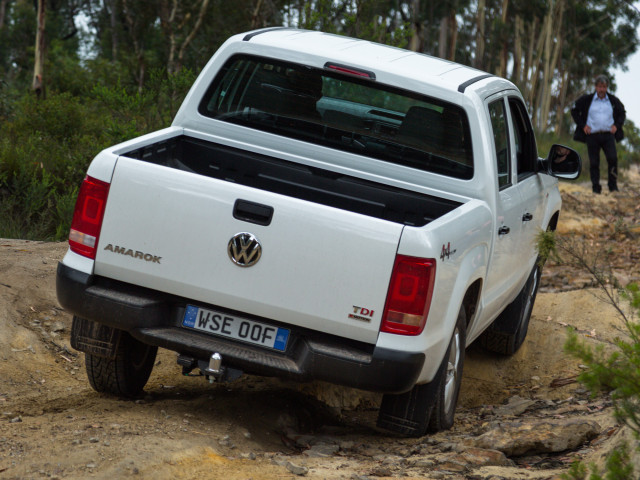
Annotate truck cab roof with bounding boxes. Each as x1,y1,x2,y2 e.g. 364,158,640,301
236,28,513,100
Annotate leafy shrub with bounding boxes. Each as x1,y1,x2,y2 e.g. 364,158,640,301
563,442,634,480
91,67,196,141
0,161,57,239
538,231,640,479
0,68,195,241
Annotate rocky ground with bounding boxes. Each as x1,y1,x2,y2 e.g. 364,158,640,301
1,166,640,480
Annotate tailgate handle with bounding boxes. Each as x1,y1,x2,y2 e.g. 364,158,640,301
233,199,274,226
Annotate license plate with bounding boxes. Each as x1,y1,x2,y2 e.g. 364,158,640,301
182,305,289,352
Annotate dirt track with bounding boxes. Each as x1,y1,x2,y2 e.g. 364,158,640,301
1,169,639,479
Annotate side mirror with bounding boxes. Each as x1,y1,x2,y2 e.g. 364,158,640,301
541,144,582,180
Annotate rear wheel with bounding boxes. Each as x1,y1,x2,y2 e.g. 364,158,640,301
85,331,157,397
377,306,466,436
428,307,466,432
479,260,541,355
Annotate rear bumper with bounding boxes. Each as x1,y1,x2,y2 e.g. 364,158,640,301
56,262,425,394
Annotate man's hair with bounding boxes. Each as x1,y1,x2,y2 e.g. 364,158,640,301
595,75,609,86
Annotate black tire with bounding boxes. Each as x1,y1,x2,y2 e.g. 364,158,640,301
428,306,466,432
85,331,157,397
479,260,541,355
377,306,466,436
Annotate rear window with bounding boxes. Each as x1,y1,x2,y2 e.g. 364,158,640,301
198,55,473,180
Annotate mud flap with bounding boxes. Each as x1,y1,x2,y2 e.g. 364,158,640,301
70,316,122,360
376,357,446,436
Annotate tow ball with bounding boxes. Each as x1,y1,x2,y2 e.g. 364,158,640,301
204,353,223,383
177,353,242,383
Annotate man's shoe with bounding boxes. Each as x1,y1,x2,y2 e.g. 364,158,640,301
593,186,602,194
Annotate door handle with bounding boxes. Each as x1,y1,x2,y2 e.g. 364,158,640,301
522,213,533,222
498,226,510,235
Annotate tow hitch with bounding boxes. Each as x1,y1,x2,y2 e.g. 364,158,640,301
177,353,242,383
204,353,223,382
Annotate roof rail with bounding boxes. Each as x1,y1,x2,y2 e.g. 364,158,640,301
458,74,494,93
243,27,296,41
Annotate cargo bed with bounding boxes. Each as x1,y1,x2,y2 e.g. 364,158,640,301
123,135,462,227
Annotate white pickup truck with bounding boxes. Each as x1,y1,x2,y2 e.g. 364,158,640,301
56,28,580,436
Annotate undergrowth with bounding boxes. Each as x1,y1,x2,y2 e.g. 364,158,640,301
538,230,640,479
0,68,195,240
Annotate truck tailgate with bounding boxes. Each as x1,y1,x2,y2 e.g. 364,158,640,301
94,157,404,344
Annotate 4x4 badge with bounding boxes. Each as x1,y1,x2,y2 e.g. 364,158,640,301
228,232,262,267
440,242,456,261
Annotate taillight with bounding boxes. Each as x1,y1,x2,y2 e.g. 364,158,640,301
381,255,436,335
68,175,110,259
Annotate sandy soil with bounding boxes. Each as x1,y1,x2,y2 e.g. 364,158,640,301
1,168,639,479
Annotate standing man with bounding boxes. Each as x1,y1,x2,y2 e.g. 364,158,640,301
571,75,626,193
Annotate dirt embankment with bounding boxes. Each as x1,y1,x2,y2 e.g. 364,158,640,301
1,167,639,479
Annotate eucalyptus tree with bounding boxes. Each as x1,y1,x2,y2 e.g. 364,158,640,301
537,0,639,133
455,0,638,133
399,0,473,57
0,1,35,88
0,0,91,98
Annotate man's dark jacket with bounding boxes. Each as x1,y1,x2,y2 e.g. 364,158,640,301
571,92,626,143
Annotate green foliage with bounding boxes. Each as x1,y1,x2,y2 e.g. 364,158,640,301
620,120,640,164
0,94,99,240
0,161,76,240
537,231,640,478
535,229,557,265
0,93,108,185
0,0,36,86
91,68,196,141
0,68,194,241
0,80,18,119
623,284,640,311
561,442,634,479
567,305,640,437
562,460,587,480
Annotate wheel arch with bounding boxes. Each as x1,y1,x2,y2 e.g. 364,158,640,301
461,278,482,335
448,242,486,342
547,210,560,232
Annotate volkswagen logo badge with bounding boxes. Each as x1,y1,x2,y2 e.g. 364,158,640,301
228,232,262,267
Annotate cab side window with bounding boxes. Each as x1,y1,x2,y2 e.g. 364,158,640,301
508,98,537,178
489,100,510,189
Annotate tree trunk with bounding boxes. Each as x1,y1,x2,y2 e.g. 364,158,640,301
0,0,9,30
448,10,457,61
157,0,210,74
32,0,46,99
526,13,548,114
536,1,553,129
474,0,485,70
408,0,423,52
109,0,119,62
298,0,304,29
512,15,522,86
159,0,178,75
498,0,509,78
554,67,570,134
176,0,210,72
438,9,458,61
122,0,145,90
438,14,448,58
251,0,264,29
540,0,564,132
521,16,537,103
